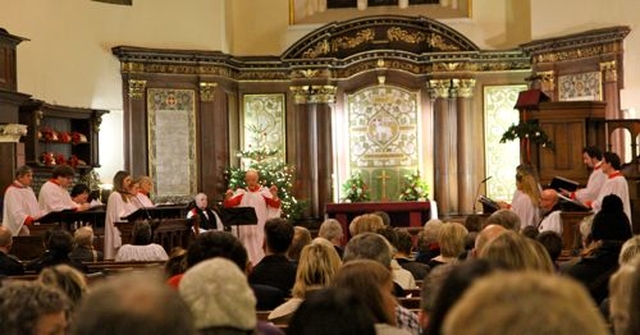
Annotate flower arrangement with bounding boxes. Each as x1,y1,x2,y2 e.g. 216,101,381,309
499,120,554,149
399,170,429,201
341,171,371,203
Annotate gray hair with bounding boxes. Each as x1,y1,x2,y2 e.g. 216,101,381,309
319,219,344,242
423,219,444,244
343,232,392,267
619,235,640,266
74,226,95,247
485,209,521,232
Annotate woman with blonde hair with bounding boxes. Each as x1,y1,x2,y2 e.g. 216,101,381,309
479,230,554,273
428,222,468,268
268,240,342,323
38,264,88,307
349,214,384,237
499,169,541,229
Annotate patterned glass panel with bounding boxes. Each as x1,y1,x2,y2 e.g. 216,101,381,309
484,85,527,201
242,94,286,163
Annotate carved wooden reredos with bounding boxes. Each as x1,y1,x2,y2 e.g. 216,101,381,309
112,15,627,219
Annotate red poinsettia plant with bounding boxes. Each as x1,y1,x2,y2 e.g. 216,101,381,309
40,127,59,142
58,132,71,143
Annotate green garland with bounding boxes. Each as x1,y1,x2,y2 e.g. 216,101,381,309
341,172,371,203
399,170,429,201
500,120,554,149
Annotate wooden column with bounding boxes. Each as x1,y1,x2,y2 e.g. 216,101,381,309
429,79,458,215
453,79,477,215
198,82,228,201
601,61,625,159
124,79,147,177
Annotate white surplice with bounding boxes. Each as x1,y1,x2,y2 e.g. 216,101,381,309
2,182,41,236
574,164,607,203
38,180,77,215
115,243,168,262
538,210,563,235
104,191,139,260
511,190,540,229
592,172,632,226
224,186,281,264
134,192,155,208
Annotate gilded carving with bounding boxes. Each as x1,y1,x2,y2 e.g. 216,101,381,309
533,43,619,64
0,124,28,143
600,60,617,82
290,86,310,105
387,27,426,44
128,79,147,99
427,79,451,99
199,82,218,102
536,70,555,92
34,110,44,127
428,34,460,51
93,115,102,133
290,85,337,104
302,28,375,59
298,69,320,78
451,79,476,98
302,39,330,59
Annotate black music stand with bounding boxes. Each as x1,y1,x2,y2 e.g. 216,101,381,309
221,207,258,239
478,195,500,214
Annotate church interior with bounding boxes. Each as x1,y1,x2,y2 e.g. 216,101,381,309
1,0,640,334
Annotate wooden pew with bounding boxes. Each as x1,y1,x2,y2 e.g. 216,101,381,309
398,297,421,309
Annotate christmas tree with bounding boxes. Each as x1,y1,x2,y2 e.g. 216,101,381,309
226,128,303,220
399,170,429,201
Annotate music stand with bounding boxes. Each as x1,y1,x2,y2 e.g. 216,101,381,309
478,195,500,214
221,207,258,239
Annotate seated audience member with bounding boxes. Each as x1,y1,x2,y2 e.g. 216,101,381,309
249,218,297,295
425,259,498,335
419,264,456,331
428,222,468,268
27,229,87,273
180,258,273,335
372,211,392,226
288,287,376,335
38,264,88,308
395,229,430,281
318,218,345,258
0,281,71,335
463,214,482,233
416,219,443,264
134,175,155,208
537,231,563,270
627,257,640,335
288,226,312,263
472,224,506,257
0,226,24,276
479,230,554,273
520,225,539,240
483,209,521,231
442,272,609,335
165,247,188,278
269,241,342,323
187,193,224,232
69,226,103,262
343,233,420,335
619,235,640,265
564,195,632,304
349,214,385,237
334,260,411,335
608,256,640,335
538,188,563,235
377,226,417,290
115,221,168,262
73,272,196,335
70,183,91,206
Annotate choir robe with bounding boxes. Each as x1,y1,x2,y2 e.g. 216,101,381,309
38,180,77,215
135,192,155,208
224,186,281,264
104,191,138,260
592,172,632,226
573,163,606,203
2,182,41,236
187,207,224,233
511,190,540,229
538,210,563,235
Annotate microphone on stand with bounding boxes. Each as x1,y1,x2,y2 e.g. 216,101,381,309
473,176,492,214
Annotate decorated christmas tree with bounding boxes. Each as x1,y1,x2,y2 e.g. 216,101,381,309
226,128,303,220
341,171,371,203
399,170,429,201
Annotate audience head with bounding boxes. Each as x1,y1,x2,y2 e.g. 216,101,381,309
70,183,91,204
131,221,153,246
194,193,208,210
38,264,88,307
463,215,482,233
135,176,154,194
52,165,75,187
318,218,344,245
621,256,640,335
540,189,559,212
343,232,392,267
583,146,603,167
165,247,188,277
1,281,70,335
485,209,521,231
396,229,414,257
376,226,399,253
426,259,498,335
479,230,554,273
423,219,444,244
372,211,391,226
420,264,456,317
537,231,563,263
73,226,95,249
288,226,312,261
349,214,384,236
591,195,632,242
264,218,294,255
609,259,638,335
438,222,468,259
47,229,74,256
602,151,622,172
288,287,376,335
292,241,342,298
620,236,640,265
442,271,609,335
520,225,539,240
113,170,133,195
333,260,396,325
0,226,14,251
580,215,594,247
74,272,196,335
179,258,257,332
15,165,33,186
186,231,248,271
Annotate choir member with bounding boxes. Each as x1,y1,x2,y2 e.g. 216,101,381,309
134,175,155,208
104,171,139,260
187,193,224,233
538,189,562,235
224,170,281,264
2,166,41,236
499,169,540,229
562,146,606,203
591,152,632,225
38,165,90,215
70,183,91,205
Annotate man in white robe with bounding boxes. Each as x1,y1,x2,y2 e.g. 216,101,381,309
38,165,90,215
2,166,41,236
591,152,632,226
224,170,281,264
187,193,224,233
538,189,563,235
562,146,606,203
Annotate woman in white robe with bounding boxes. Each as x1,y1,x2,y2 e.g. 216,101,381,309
500,170,540,229
104,171,138,260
